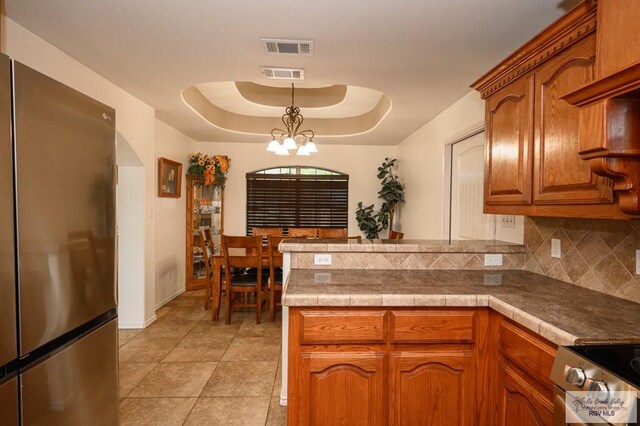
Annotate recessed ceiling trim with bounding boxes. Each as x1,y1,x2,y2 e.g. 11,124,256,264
234,82,347,108
181,86,392,138
261,38,314,56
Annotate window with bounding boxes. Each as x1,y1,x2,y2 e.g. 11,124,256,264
246,166,348,234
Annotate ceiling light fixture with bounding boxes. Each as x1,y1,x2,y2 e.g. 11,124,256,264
267,83,317,156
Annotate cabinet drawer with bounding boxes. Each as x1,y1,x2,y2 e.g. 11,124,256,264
390,310,475,344
499,319,557,386
299,310,386,344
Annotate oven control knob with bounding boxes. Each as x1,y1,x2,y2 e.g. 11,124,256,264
564,366,586,386
588,381,608,398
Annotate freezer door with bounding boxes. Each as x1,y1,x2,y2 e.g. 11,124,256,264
0,376,19,426
13,61,116,355
0,53,17,367
21,318,118,425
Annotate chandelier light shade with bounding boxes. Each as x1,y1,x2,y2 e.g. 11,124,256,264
267,83,317,156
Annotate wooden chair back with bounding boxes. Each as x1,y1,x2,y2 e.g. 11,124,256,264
267,235,286,322
288,227,318,238
221,235,266,323
252,227,284,237
388,230,404,240
318,228,348,238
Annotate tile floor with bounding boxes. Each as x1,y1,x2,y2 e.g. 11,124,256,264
118,289,287,425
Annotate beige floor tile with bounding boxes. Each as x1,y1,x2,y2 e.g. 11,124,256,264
119,362,157,398
119,397,197,426
272,358,282,397
119,336,180,362
184,396,270,426
162,306,208,321
155,306,175,319
129,362,217,397
236,321,282,339
162,336,232,362
186,321,240,340
222,338,281,362
201,361,277,396
118,329,142,347
266,396,287,426
178,297,206,308
141,319,198,339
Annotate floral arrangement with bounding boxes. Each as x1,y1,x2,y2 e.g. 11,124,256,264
188,153,230,187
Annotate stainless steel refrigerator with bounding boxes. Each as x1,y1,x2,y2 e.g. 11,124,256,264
0,53,118,425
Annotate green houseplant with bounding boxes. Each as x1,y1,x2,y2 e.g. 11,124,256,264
355,158,405,238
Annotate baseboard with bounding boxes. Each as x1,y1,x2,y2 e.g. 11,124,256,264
155,287,185,309
118,314,157,329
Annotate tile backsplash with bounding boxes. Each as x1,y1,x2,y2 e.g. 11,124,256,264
523,217,640,304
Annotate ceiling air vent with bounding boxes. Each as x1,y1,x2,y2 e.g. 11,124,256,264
261,39,314,56
260,67,304,80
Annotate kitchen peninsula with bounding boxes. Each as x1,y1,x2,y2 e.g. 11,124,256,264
280,239,640,425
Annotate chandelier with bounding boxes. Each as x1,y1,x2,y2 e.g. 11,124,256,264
266,83,318,156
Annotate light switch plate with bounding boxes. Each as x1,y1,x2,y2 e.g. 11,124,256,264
551,238,561,259
314,254,332,266
500,215,516,228
484,254,503,266
636,249,640,275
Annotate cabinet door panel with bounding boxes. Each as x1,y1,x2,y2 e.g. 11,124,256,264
298,352,385,426
390,351,476,426
485,75,534,206
534,35,613,204
497,362,553,426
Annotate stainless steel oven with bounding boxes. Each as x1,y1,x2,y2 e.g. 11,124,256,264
550,345,639,426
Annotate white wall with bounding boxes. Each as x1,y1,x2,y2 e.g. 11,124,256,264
196,142,397,236
397,90,524,242
154,119,196,307
398,91,485,238
2,16,157,325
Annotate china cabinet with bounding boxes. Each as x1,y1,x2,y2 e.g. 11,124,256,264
185,174,224,291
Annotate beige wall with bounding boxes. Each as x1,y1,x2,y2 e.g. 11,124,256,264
397,90,485,238
154,119,196,307
2,16,158,325
196,142,397,236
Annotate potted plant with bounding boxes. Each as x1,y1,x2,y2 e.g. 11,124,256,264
355,158,405,238
187,153,230,188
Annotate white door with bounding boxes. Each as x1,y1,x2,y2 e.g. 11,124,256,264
450,132,496,240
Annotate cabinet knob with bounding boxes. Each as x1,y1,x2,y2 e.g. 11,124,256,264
564,366,586,386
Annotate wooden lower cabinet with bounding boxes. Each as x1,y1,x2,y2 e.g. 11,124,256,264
297,351,386,426
389,350,476,426
497,361,553,426
288,308,556,425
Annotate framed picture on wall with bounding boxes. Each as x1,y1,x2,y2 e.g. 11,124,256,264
158,157,182,198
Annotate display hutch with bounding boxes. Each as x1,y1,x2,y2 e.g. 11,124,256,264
185,174,224,290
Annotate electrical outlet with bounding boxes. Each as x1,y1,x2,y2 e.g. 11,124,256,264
484,254,503,266
551,238,561,259
501,215,516,228
636,249,640,275
314,254,332,266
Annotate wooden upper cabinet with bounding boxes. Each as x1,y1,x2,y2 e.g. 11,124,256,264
484,76,534,206
533,34,613,205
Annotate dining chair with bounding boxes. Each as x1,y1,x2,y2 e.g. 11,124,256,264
288,227,318,238
318,228,348,238
389,230,404,240
222,235,268,324
267,235,286,322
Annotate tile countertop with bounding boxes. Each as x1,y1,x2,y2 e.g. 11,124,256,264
282,269,640,346
279,239,527,253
